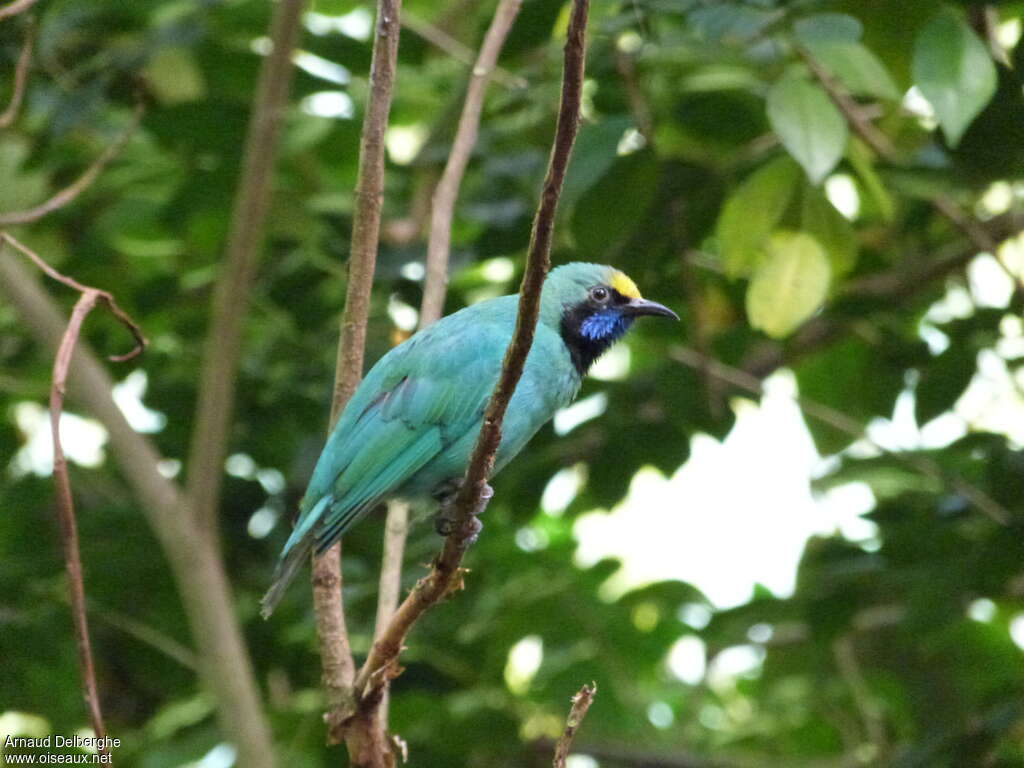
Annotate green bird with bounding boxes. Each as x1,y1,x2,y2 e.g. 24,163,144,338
261,262,677,617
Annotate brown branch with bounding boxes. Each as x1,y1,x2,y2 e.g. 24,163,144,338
553,683,597,768
314,0,403,755
832,636,887,758
1,233,146,359
671,345,1011,525
797,46,895,160
402,11,525,90
368,0,523,735
614,46,653,144
0,17,33,129
420,0,522,326
0,253,278,768
0,0,41,22
17,242,149,763
186,0,306,538
0,102,143,226
372,499,408,732
87,601,199,671
352,0,590,709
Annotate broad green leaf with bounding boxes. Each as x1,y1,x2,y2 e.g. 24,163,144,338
916,346,977,424
804,41,900,101
801,184,857,276
766,76,849,184
746,231,831,338
143,47,206,105
561,115,632,211
716,155,801,278
912,11,997,146
794,13,863,44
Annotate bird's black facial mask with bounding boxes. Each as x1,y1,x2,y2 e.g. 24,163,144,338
560,284,678,375
560,287,637,375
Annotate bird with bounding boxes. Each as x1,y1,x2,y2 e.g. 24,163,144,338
261,262,677,617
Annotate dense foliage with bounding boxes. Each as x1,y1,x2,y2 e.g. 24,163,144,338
2,0,1024,766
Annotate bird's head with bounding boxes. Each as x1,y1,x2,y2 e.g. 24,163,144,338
542,262,678,375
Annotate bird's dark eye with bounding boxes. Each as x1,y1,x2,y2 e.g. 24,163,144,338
590,286,610,303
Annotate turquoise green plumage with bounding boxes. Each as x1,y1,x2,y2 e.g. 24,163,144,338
261,262,677,616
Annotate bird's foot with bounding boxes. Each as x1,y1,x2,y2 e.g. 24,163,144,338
433,482,494,548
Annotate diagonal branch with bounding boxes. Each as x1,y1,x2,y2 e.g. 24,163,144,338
0,17,34,129
370,0,523,733
0,0,41,22
553,683,597,768
313,0,403,754
0,102,143,226
799,45,1022,291
353,0,591,705
186,0,307,537
419,0,522,326
401,11,525,91
0,252,278,768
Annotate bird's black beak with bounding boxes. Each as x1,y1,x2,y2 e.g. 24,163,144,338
623,297,679,321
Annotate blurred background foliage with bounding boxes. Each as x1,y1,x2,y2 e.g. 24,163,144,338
3,0,1024,766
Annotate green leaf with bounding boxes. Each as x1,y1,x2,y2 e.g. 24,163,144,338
800,183,857,276
916,346,977,424
143,47,206,105
746,231,831,338
766,76,849,184
794,13,863,44
561,115,632,211
716,155,801,278
912,11,997,147
804,41,900,101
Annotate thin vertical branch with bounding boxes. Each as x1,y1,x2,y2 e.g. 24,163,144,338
0,17,33,129
313,0,403,754
420,0,523,326
2,259,276,768
832,636,887,758
370,0,523,732
553,683,597,768
353,0,591,704
372,500,407,731
1,235,147,765
186,0,307,537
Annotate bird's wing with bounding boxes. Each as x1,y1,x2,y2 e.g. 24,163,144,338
303,317,513,555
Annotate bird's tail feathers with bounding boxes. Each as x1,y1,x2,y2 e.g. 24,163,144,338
260,494,332,619
260,534,314,619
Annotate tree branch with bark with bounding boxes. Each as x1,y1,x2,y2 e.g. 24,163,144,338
369,0,523,734
0,15,33,129
187,0,307,539
311,0,403,759
350,0,591,738
0,234,148,763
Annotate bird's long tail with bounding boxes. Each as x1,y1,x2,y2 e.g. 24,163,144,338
260,495,331,618
260,535,314,619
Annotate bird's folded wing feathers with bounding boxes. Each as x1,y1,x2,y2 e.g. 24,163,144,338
299,320,513,552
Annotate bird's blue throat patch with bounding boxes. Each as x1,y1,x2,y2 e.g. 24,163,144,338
580,310,632,343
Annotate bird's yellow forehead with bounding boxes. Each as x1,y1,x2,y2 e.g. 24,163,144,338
610,270,641,299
